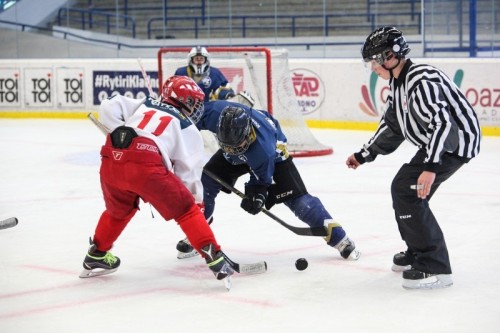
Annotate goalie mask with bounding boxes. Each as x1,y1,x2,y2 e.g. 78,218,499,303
217,106,256,155
188,46,210,76
361,26,410,67
161,76,205,123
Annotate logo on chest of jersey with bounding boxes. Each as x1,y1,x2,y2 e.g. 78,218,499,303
201,76,212,88
112,151,123,160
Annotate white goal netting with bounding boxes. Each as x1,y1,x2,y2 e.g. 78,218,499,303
157,47,332,157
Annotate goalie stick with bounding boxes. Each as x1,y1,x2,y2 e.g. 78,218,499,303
244,53,265,108
87,114,267,274
0,217,18,230
203,169,328,237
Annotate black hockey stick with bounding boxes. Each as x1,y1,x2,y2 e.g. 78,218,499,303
203,169,327,237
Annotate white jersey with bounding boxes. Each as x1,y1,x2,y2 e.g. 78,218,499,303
99,95,205,203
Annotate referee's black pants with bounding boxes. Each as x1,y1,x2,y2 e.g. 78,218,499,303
391,149,469,275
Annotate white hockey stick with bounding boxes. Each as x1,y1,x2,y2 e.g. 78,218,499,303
244,53,265,108
223,253,267,274
87,112,110,136
137,58,157,98
0,217,18,230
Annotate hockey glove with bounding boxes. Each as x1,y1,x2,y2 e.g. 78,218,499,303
236,90,256,107
241,185,268,215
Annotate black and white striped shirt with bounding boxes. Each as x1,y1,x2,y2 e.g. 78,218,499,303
359,59,481,171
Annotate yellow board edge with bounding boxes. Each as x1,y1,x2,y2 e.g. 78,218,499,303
0,112,498,137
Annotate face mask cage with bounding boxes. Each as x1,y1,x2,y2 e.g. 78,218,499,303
188,99,204,124
220,139,250,155
219,125,254,155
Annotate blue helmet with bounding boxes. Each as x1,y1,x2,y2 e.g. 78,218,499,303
361,26,410,65
217,106,252,155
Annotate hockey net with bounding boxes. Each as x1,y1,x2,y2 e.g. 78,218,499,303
157,47,333,157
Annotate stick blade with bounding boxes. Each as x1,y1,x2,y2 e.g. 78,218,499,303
239,261,268,274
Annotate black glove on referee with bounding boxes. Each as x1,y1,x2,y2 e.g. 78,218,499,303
241,185,268,215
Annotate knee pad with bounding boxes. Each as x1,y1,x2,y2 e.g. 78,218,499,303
284,194,332,228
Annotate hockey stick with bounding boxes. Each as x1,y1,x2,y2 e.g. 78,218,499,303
244,53,265,108
86,115,267,274
203,168,328,237
0,217,18,230
137,58,157,98
87,112,110,135
222,253,267,275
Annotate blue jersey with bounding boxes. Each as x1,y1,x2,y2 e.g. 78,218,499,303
201,100,288,186
174,67,232,102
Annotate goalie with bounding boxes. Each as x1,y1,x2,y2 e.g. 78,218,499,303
175,46,235,101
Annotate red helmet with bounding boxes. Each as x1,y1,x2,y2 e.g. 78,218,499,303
161,75,205,123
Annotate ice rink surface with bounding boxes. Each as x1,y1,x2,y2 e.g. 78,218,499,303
1,119,499,333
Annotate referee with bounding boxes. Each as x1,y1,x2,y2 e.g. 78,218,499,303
346,27,481,289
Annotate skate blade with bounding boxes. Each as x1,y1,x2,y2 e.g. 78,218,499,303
391,264,411,272
346,249,361,261
223,276,232,291
402,274,453,290
79,267,118,278
176,250,199,259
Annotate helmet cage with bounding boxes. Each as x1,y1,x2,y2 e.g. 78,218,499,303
188,46,210,76
161,76,205,123
172,95,204,124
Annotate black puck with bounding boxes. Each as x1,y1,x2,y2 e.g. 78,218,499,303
295,258,308,271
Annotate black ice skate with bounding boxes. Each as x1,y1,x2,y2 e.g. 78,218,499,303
176,217,212,259
402,268,453,290
176,237,199,259
79,240,120,278
201,243,234,290
334,236,361,260
392,251,413,272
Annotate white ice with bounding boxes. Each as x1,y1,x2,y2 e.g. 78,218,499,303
1,119,499,333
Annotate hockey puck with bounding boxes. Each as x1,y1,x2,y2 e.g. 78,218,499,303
0,217,18,230
295,258,308,271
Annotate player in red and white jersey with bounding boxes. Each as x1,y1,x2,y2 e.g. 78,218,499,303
80,76,234,288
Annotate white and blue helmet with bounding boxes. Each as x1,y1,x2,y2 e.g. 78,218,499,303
188,46,210,76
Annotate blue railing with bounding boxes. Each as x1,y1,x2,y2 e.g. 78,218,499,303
147,12,421,39
367,0,417,21
57,7,136,38
0,18,401,52
83,0,206,25
3,17,500,57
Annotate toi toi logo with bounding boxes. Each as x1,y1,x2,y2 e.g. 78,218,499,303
290,68,325,115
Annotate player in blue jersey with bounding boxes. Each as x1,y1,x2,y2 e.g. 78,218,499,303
176,100,361,261
174,46,235,102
